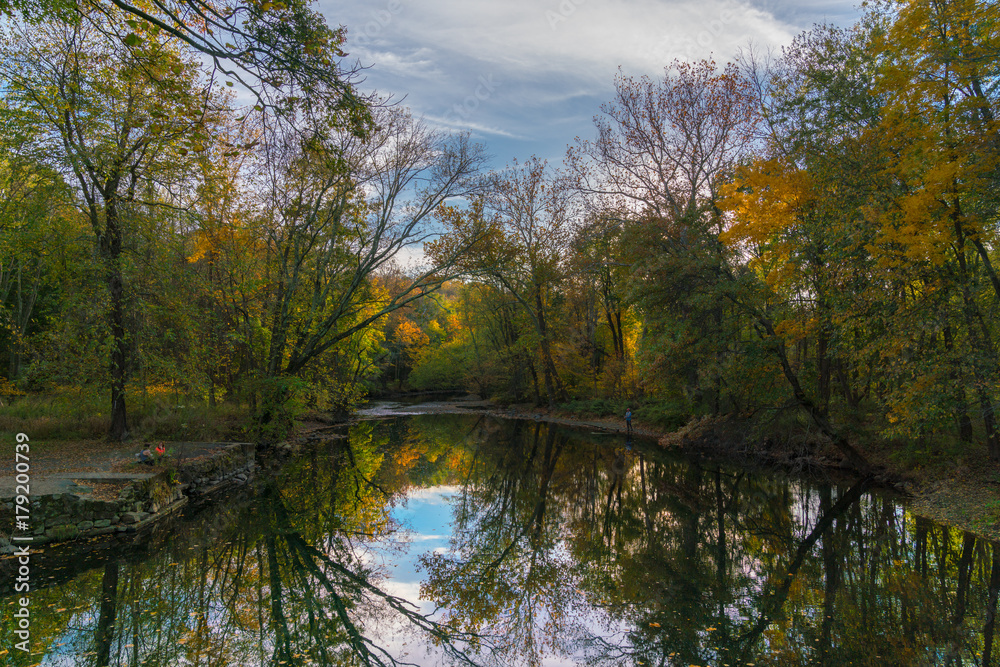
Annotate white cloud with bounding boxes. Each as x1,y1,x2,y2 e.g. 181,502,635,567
351,47,446,81
390,243,429,270
322,0,861,165
403,485,461,503
344,0,797,82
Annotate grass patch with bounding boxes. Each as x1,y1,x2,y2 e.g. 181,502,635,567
0,387,249,442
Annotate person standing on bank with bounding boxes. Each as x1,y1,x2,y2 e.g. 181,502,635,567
625,407,632,435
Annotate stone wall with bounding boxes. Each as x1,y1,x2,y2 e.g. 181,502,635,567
181,443,255,496
0,443,255,552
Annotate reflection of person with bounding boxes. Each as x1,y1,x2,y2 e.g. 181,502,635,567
625,407,632,435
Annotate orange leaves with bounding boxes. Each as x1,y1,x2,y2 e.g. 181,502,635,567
395,320,429,350
720,158,814,248
865,0,1000,264
719,158,816,290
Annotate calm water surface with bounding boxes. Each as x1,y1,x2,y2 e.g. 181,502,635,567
2,409,998,666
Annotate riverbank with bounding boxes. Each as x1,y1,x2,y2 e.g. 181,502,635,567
0,421,355,550
0,440,256,550
4,394,998,549
374,395,1000,543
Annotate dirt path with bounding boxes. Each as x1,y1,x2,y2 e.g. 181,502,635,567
0,439,250,501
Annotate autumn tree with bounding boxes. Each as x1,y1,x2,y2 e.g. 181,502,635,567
248,103,487,430
566,60,757,414
436,157,571,407
721,26,890,427
867,0,1000,459
0,141,76,382
1,0,370,127
565,211,635,398
0,12,225,439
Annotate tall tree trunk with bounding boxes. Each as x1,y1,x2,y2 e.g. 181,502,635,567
530,428,563,546
953,215,1000,460
534,289,565,407
527,358,541,406
943,325,974,442
817,329,831,418
266,533,294,663
715,467,727,591
105,199,129,442
819,486,838,664
953,533,977,624
605,305,624,360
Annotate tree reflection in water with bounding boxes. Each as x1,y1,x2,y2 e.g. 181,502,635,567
0,421,492,667
417,417,1000,667
1,413,998,667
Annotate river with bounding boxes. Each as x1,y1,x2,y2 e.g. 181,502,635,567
1,406,997,666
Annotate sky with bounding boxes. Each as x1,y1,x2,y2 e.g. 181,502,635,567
319,0,863,170
363,483,634,666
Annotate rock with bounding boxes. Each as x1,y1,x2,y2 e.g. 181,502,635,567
77,521,94,531
46,524,79,541
93,519,111,528
121,512,142,524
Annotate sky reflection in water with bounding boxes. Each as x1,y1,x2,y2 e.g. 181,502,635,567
1,411,998,666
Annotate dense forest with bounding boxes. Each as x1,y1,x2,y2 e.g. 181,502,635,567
1,0,999,467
